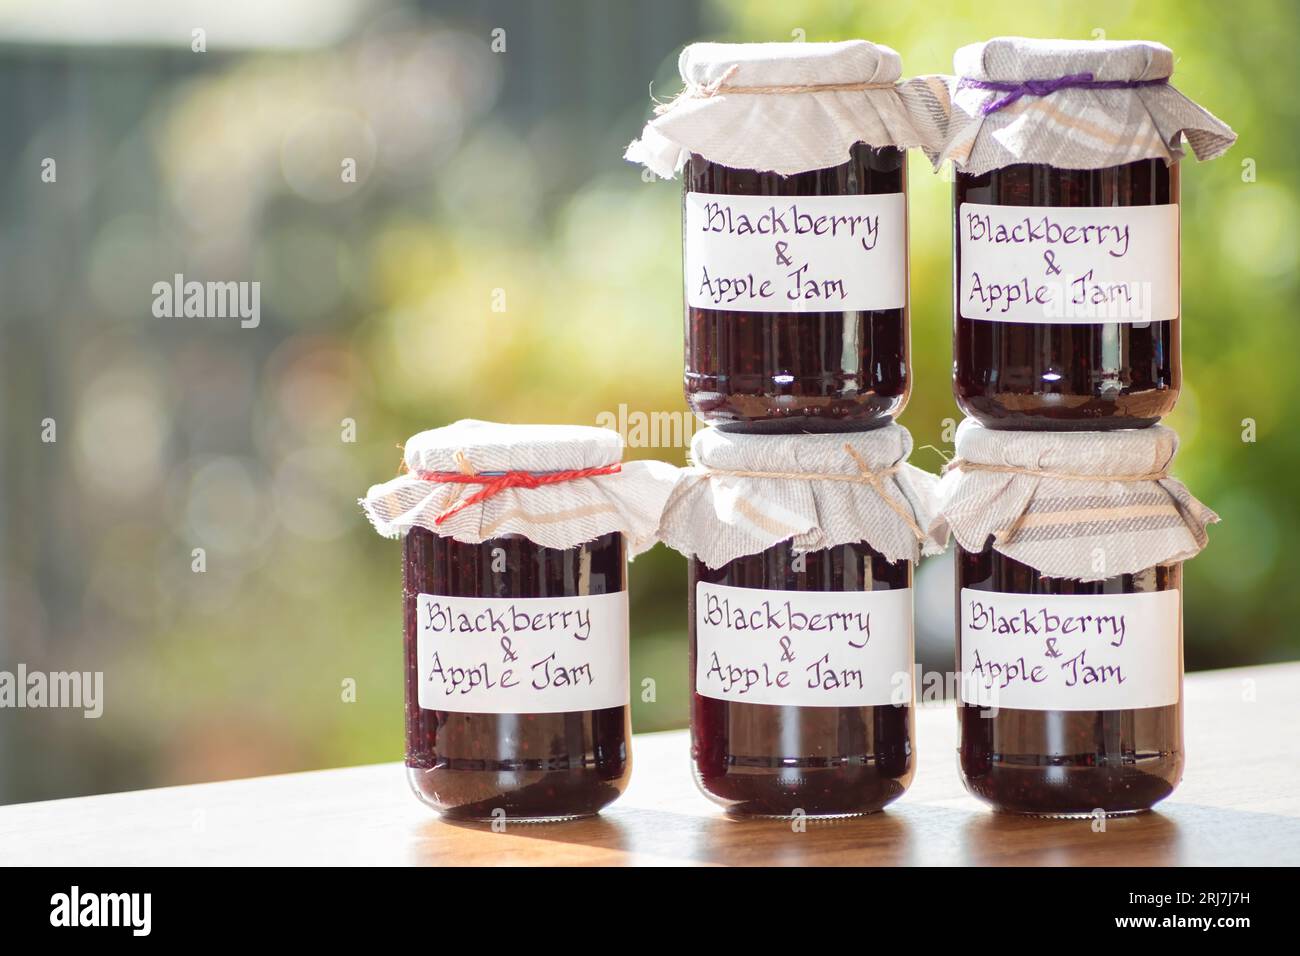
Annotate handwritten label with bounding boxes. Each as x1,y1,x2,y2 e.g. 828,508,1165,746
960,588,1180,711
958,202,1179,324
685,192,907,313
695,582,913,707
415,592,629,714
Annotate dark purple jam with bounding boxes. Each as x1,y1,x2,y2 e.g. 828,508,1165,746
954,159,1180,430
957,545,1183,815
403,529,630,820
689,543,913,817
685,144,909,431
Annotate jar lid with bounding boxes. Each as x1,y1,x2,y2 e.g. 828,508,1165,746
625,40,930,178
360,420,678,556
680,39,903,89
401,419,622,474
658,422,942,569
907,35,1236,176
957,37,1174,84
930,419,1218,581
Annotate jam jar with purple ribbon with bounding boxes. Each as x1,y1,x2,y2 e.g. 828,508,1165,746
938,37,1236,429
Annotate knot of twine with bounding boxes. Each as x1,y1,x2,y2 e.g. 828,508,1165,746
943,459,1170,482
700,443,926,543
416,450,621,526
957,72,1169,115
654,63,897,115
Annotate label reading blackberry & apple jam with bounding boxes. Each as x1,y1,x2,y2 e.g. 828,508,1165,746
960,588,1181,710
695,581,913,707
685,192,907,313
416,592,630,714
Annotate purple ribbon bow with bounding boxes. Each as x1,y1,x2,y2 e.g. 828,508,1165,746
957,72,1169,115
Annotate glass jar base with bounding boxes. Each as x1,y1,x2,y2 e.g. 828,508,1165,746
711,414,899,436
437,810,599,825
959,761,1180,817
687,379,907,431
963,413,1164,432
954,392,1175,431
694,770,909,819
723,807,882,821
988,807,1150,820
407,766,627,821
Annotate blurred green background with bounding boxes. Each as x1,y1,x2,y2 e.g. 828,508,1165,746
1,0,1294,802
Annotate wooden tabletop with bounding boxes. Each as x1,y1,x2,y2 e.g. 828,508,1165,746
2,663,1297,866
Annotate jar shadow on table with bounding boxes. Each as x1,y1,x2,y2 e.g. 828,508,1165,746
701,810,914,866
958,807,1182,866
414,813,635,858
413,806,915,866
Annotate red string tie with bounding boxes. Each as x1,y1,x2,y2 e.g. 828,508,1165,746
417,462,623,525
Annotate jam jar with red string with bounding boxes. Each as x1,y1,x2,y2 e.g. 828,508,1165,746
361,420,677,821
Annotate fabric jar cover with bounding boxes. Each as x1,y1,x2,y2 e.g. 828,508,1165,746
930,419,1218,581
625,39,930,179
360,420,678,557
902,36,1237,176
658,422,942,570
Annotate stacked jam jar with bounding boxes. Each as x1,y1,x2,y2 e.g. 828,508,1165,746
922,37,1234,815
629,41,941,817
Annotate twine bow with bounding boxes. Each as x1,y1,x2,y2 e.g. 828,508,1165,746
700,443,927,543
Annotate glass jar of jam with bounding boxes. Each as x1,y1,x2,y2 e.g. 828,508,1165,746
684,144,910,430
954,159,1180,429
626,40,925,431
659,422,937,818
937,37,1236,430
361,420,677,822
956,544,1183,816
690,543,914,817
404,529,631,821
